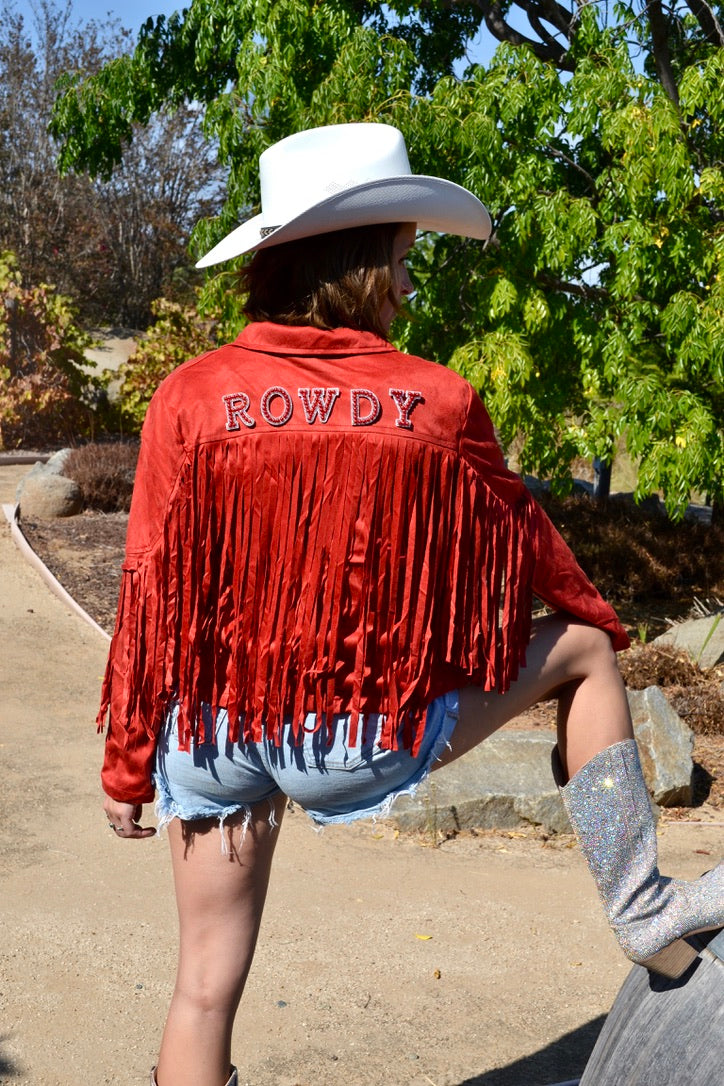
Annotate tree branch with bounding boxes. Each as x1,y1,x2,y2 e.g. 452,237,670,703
535,270,649,305
527,11,569,55
479,0,574,69
646,0,681,109
542,144,599,196
537,0,574,38
684,0,724,46
517,0,572,47
436,0,575,69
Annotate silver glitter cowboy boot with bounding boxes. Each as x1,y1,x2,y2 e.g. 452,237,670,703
151,1067,238,1086
554,738,723,979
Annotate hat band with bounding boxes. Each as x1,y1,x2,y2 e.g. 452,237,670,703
260,225,281,238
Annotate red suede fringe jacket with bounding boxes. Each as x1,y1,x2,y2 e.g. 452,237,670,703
99,322,629,803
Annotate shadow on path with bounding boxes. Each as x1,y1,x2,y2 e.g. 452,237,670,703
0,1034,21,1079
455,1015,605,1086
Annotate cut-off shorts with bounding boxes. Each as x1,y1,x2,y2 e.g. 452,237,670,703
154,690,459,831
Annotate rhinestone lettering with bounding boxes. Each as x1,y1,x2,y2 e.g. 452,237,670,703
260,386,294,426
298,387,341,424
388,388,424,430
222,392,256,431
351,388,382,426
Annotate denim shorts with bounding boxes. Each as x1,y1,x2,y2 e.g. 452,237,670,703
154,691,459,831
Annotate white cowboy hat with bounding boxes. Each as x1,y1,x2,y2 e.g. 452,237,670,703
196,122,491,268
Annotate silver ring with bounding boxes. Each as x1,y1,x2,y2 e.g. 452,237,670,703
107,821,115,830
115,826,124,833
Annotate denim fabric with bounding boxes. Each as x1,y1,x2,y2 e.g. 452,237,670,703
154,691,458,829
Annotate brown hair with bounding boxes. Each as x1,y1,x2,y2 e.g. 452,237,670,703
241,222,404,339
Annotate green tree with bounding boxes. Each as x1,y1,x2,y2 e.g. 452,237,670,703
0,250,102,449
115,296,216,431
50,1,724,516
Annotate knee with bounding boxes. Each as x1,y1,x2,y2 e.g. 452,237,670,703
567,621,620,678
174,974,242,1020
175,952,249,1016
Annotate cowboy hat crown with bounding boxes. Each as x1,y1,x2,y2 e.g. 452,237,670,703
196,122,491,268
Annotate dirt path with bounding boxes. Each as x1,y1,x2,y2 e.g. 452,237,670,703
1,463,720,1086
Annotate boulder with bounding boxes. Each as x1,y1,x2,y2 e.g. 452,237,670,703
16,461,46,502
628,687,695,806
383,686,695,834
389,731,569,836
43,448,73,475
653,615,724,671
17,472,82,519
15,449,81,519
15,449,72,504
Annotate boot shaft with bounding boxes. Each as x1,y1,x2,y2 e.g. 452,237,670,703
557,739,723,977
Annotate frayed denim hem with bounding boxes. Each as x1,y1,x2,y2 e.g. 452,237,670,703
152,690,458,836
153,773,279,854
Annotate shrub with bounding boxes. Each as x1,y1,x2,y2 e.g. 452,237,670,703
0,251,106,449
116,297,216,431
65,441,139,512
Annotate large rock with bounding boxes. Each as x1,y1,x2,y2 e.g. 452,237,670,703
15,449,72,502
628,686,694,806
390,731,569,835
653,615,724,671
17,471,82,519
383,686,695,834
43,448,73,475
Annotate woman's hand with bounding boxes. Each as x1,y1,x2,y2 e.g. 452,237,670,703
103,796,156,839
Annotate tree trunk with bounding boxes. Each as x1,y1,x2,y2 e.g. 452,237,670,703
593,457,611,502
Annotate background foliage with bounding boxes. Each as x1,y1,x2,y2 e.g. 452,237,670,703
0,250,102,448
15,2,724,516
64,441,139,511
0,0,224,328
115,297,216,431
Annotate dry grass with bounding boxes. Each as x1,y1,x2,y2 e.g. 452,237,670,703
619,642,724,737
65,441,139,513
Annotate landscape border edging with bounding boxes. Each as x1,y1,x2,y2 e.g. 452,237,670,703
2,501,111,643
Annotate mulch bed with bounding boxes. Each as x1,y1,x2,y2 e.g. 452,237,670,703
20,511,127,635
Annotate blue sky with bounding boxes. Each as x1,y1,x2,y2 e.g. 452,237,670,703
91,1,179,33
58,1,181,35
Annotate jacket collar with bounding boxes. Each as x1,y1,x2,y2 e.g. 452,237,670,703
236,321,394,357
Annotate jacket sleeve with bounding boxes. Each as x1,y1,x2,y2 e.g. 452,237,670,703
98,389,187,803
460,387,629,652
527,500,629,650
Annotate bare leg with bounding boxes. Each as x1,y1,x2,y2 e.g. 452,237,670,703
435,613,633,779
155,794,287,1086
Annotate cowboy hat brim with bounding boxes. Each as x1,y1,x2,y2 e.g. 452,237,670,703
196,175,491,268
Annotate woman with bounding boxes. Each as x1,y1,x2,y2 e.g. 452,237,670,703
100,123,723,1086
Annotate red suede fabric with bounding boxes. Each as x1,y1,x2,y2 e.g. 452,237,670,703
99,323,628,803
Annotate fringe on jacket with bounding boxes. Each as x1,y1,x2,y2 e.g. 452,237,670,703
97,430,536,758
